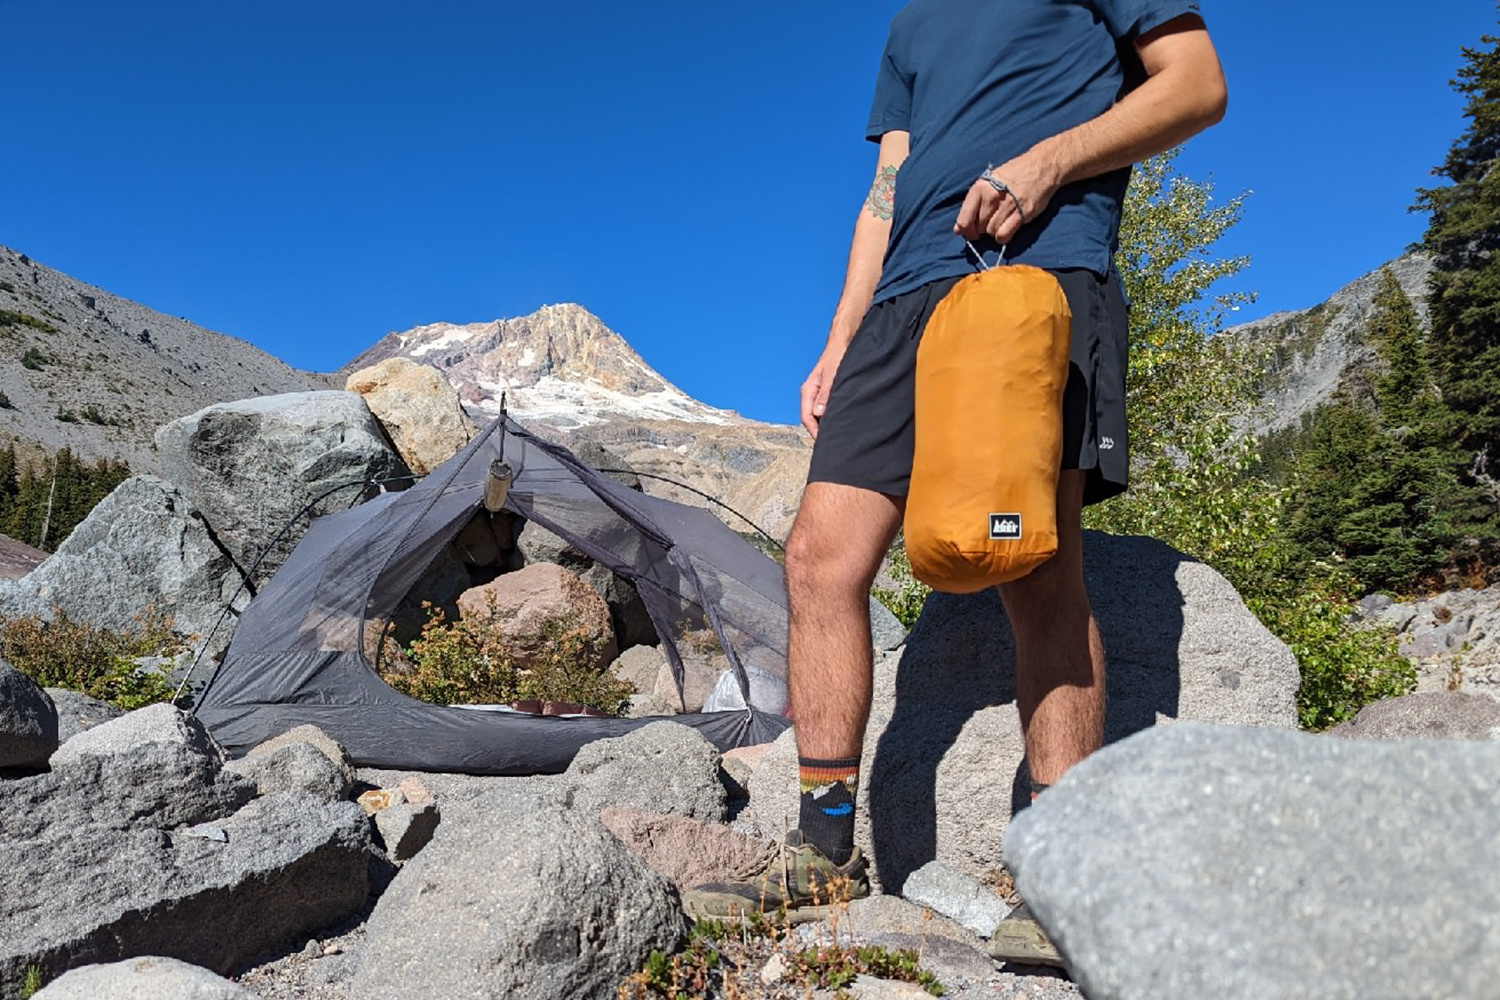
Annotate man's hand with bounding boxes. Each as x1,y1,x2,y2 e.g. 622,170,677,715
800,343,848,439
956,14,1225,247
953,152,1062,246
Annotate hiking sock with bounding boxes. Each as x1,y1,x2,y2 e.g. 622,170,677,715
797,755,860,865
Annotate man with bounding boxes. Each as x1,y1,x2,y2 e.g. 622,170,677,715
688,0,1226,958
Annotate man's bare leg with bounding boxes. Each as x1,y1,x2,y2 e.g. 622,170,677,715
784,481,904,760
998,470,1105,788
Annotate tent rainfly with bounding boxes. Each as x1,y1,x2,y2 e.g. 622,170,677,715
194,414,792,774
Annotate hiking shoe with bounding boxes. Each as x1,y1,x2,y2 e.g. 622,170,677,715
682,830,869,924
988,902,1065,969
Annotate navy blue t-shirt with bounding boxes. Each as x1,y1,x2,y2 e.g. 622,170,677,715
867,0,1203,304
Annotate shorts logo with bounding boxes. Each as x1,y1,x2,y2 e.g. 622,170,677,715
1100,436,1116,451
989,513,1023,540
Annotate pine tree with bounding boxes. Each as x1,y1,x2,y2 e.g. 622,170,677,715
1289,269,1496,590
0,444,19,529
1368,269,1433,430
1415,15,1500,463
8,459,47,549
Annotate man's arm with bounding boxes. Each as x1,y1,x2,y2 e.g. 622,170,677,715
954,14,1226,244
802,129,910,437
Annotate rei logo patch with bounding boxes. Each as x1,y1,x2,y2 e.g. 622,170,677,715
989,513,1023,540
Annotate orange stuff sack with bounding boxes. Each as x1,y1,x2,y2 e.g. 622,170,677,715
905,265,1072,593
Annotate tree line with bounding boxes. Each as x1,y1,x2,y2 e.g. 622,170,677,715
1254,19,1500,595
0,445,131,553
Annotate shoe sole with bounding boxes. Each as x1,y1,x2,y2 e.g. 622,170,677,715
683,894,852,926
988,920,1066,969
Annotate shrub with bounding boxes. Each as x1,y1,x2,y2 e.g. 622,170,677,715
56,408,78,423
20,346,47,370
0,281,15,295
622,906,946,998
1,311,57,334
386,604,633,714
1248,567,1416,731
0,607,182,709
872,536,931,630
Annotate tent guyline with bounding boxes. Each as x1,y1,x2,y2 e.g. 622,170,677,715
595,469,785,554
191,412,793,775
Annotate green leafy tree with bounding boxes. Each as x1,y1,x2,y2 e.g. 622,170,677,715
1086,150,1285,595
1088,153,1413,728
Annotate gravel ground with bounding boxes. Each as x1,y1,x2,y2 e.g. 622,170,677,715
229,768,1085,999
231,896,1085,1000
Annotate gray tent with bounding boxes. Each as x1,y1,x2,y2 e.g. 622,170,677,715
194,414,791,774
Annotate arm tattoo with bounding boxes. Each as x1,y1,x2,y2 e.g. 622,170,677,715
865,164,898,221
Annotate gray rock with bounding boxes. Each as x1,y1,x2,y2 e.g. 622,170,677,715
244,724,356,788
1005,722,1500,1000
372,801,440,862
45,688,125,743
154,392,409,586
0,660,56,770
834,895,998,985
350,793,681,1000
0,787,369,995
32,956,258,999
869,596,907,651
51,703,224,769
1328,690,1500,741
562,721,726,822
744,532,1299,892
572,438,642,491
513,518,576,567
1403,621,1462,658
0,477,249,661
609,642,668,695
624,693,678,718
224,741,352,802
2,741,253,841
900,860,1009,937
1357,593,1393,615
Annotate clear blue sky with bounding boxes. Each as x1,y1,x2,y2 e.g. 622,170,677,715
2,1,1494,424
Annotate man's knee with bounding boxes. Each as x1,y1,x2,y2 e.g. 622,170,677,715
999,472,1089,627
785,483,902,599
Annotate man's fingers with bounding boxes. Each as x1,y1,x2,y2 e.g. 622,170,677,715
800,374,823,438
954,183,984,237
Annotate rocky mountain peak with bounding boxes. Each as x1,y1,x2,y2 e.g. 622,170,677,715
346,303,729,432
1232,251,1434,434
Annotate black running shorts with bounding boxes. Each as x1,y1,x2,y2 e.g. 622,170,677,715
807,268,1129,507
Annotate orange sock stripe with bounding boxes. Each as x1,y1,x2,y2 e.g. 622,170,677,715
799,765,859,792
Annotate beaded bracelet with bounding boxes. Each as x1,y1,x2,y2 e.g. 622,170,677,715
982,165,1028,226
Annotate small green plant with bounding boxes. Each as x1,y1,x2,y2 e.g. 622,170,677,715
0,280,15,295
873,535,931,630
0,607,183,709
20,346,48,370
55,408,78,423
81,404,113,425
793,944,946,996
1,311,56,334
18,963,44,999
1248,567,1416,731
0,391,12,409
386,604,633,714
622,885,946,998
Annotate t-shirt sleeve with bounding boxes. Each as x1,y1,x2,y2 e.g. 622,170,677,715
1097,0,1204,42
865,30,912,142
